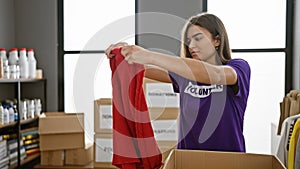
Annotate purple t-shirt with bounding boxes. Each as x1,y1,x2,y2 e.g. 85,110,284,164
169,58,250,152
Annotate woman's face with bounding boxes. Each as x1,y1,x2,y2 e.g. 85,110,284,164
187,25,218,64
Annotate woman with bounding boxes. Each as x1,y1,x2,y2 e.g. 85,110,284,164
106,13,251,152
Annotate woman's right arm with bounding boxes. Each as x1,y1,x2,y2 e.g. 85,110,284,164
145,65,171,83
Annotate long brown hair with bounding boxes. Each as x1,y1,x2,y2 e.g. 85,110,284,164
181,13,232,64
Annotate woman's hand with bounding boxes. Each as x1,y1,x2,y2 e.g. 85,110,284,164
121,45,151,65
105,42,128,59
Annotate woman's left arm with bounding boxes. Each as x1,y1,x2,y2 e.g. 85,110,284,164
121,45,237,85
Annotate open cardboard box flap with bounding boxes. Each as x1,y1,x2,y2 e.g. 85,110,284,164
39,112,84,134
162,149,286,169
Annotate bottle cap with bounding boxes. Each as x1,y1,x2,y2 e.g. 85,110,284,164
19,48,26,51
9,48,18,52
27,49,34,52
0,48,6,51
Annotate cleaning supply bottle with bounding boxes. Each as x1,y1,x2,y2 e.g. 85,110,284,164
19,48,29,78
27,49,36,78
1,48,9,79
0,48,7,78
8,48,19,79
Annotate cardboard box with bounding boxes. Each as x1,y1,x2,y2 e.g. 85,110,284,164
143,78,179,108
94,98,113,133
94,133,117,168
149,107,179,120
93,134,176,168
65,143,94,165
39,112,85,151
40,150,64,166
162,149,286,169
94,98,179,134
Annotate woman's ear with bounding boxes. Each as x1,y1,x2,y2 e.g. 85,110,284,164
214,35,220,48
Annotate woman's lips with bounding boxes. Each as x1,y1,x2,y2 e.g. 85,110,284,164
191,51,199,56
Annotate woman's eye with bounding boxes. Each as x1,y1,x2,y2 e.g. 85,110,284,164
194,37,201,41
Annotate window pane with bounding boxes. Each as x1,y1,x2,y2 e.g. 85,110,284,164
64,53,112,142
64,0,135,50
232,52,285,154
208,0,286,49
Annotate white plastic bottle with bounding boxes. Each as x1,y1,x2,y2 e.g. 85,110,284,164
1,48,9,79
0,48,8,79
0,104,4,125
27,49,36,78
8,105,15,123
19,48,29,78
8,48,19,65
34,99,42,116
0,48,7,60
3,105,9,124
8,48,19,79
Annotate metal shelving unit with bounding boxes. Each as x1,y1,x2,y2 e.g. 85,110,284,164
0,78,46,169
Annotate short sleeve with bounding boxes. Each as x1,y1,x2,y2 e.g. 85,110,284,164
168,71,180,93
227,59,251,99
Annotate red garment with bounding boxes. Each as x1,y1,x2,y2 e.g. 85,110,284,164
109,47,162,169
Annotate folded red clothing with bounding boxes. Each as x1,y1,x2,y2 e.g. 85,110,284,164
109,47,162,169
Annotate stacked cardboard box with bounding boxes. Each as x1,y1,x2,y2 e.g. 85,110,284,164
93,78,179,167
143,78,179,161
93,98,116,168
38,112,93,166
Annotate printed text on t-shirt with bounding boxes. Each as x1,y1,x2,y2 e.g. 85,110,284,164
184,82,223,98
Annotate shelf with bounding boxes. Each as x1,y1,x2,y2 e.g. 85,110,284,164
0,78,46,83
10,153,40,169
21,117,39,126
0,121,18,133
0,77,46,169
0,118,38,135
0,121,17,128
0,118,38,129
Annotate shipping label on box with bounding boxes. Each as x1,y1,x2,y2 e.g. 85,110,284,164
144,78,179,108
100,105,112,129
94,98,113,133
151,120,178,141
95,135,113,162
94,134,117,168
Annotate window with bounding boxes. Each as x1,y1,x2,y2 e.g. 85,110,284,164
62,0,135,142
